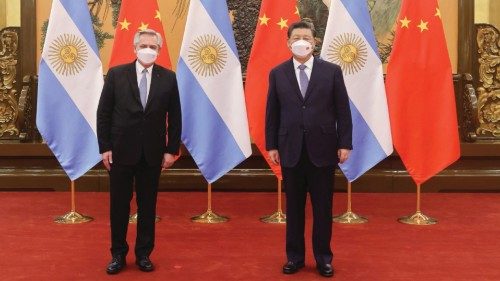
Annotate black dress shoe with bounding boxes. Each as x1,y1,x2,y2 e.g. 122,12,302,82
106,255,126,274
316,263,334,277
282,261,305,274
136,256,154,272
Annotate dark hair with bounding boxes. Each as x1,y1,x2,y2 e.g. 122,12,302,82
287,20,317,38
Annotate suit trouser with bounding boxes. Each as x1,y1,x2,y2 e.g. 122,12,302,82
109,153,161,258
282,144,335,265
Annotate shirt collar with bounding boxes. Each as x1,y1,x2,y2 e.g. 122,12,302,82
293,56,314,70
135,60,154,75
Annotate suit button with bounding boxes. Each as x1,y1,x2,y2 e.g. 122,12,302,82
302,105,306,109
303,129,308,133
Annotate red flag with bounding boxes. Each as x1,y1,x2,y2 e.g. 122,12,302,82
109,0,171,68
110,0,178,157
385,0,460,184
245,0,300,180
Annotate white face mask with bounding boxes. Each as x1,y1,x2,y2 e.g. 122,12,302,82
291,40,313,58
137,47,158,65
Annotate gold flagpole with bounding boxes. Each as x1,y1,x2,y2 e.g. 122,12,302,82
398,183,437,225
191,183,228,223
333,181,367,224
260,178,286,223
54,180,93,224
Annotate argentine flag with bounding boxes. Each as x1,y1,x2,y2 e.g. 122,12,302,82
320,0,393,182
177,0,252,183
37,0,103,180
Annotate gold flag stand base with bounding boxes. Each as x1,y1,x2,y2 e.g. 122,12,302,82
398,211,437,225
129,213,161,224
333,182,368,224
191,210,228,223
54,181,93,224
191,184,228,224
398,184,437,225
54,211,93,224
333,211,368,224
261,179,286,224
260,210,286,224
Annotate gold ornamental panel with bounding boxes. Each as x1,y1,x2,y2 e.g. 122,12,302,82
476,24,500,138
0,27,20,138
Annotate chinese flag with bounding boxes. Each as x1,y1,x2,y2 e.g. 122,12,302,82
385,0,460,184
109,0,171,68
244,0,299,179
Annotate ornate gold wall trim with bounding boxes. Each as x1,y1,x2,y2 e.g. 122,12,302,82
0,27,20,138
476,23,500,138
460,73,479,142
0,25,36,142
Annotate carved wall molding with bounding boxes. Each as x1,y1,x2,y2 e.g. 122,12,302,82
227,0,261,76
460,73,479,142
18,75,35,141
0,27,20,139
0,26,35,142
475,24,500,139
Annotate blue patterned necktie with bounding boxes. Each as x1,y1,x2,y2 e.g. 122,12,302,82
298,64,308,97
139,68,148,109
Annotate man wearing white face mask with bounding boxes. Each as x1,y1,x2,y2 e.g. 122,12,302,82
97,29,181,274
266,20,352,278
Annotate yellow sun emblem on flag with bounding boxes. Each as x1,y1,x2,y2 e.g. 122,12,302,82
327,33,367,75
48,34,88,76
188,35,227,77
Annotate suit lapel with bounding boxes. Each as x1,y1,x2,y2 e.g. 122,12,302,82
284,58,305,102
303,57,321,102
126,62,142,107
145,64,161,113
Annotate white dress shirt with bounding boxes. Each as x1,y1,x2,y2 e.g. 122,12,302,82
293,56,314,83
135,61,153,100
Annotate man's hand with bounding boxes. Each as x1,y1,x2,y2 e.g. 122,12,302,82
268,149,280,165
162,153,176,171
337,149,351,164
102,151,113,171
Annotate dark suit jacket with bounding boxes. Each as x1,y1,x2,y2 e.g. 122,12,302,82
97,61,181,167
265,57,352,168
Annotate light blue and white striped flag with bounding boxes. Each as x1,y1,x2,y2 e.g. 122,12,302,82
177,0,252,183
320,0,393,182
37,0,102,180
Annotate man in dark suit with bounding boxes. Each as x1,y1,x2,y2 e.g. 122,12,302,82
97,29,181,274
266,21,352,278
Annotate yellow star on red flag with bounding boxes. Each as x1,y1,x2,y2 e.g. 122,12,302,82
277,17,288,30
259,14,270,26
138,22,149,31
155,10,161,21
417,20,428,32
119,18,131,30
435,8,441,19
400,17,411,29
